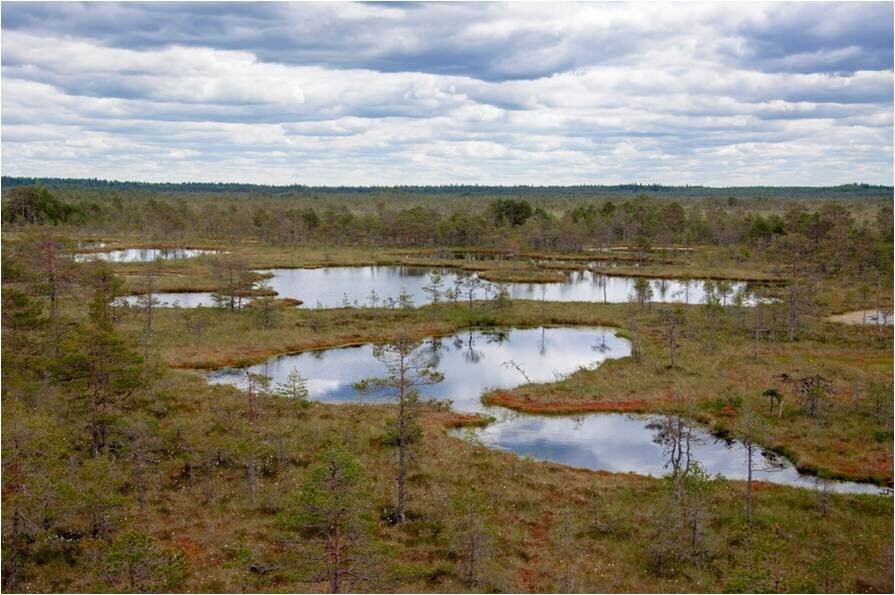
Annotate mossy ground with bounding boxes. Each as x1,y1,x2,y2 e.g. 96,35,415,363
7,238,894,592
14,368,893,593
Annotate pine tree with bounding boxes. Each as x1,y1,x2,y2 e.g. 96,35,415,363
279,442,380,593
274,369,311,406
53,264,146,455
422,269,444,306
354,338,443,522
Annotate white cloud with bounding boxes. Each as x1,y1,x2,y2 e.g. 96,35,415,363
1,2,891,185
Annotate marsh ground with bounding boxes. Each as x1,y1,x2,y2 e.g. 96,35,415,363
4,235,893,593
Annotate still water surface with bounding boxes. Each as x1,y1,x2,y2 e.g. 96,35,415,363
260,266,751,308
117,292,218,308
208,327,625,409
469,412,883,494
75,248,217,263
207,326,883,495
122,265,755,308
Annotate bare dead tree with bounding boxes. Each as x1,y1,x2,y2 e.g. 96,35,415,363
752,301,766,360
762,388,784,418
122,419,161,512
21,233,74,355
210,256,253,311
242,370,271,499
737,408,782,526
649,394,700,477
662,307,684,369
502,360,532,384
136,259,161,358
796,375,832,419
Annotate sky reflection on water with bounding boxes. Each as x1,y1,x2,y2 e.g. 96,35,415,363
467,411,885,494
117,292,218,308
259,266,751,308
75,248,217,263
207,326,885,495
208,327,627,410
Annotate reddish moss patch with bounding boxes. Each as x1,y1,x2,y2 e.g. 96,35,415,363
483,391,650,414
173,535,206,566
719,404,738,417
749,480,776,492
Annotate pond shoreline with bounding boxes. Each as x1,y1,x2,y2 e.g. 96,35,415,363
251,260,787,283
202,325,888,494
180,322,616,369
827,309,893,325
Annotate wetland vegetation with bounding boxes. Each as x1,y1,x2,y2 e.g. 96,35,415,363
2,181,893,592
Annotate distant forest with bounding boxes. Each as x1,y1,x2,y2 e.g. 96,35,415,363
2,176,892,199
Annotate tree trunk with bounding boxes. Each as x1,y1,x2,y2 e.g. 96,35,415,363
788,285,798,341
465,531,479,585
246,457,257,499
4,507,22,589
752,304,760,360
668,320,676,369
47,241,60,356
330,516,343,593
396,374,407,523
746,440,753,524
90,397,107,457
144,264,154,358
247,376,256,425
91,507,102,538
135,459,146,511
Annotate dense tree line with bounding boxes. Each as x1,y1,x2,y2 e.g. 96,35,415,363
3,185,891,281
3,186,84,225
3,177,891,199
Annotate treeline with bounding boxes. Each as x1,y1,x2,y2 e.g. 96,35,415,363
2,176,892,199
3,185,892,278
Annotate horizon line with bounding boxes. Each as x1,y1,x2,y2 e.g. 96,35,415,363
3,176,892,191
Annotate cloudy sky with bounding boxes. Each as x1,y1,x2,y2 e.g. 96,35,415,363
2,1,893,186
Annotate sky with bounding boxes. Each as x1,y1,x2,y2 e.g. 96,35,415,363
1,1,893,186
